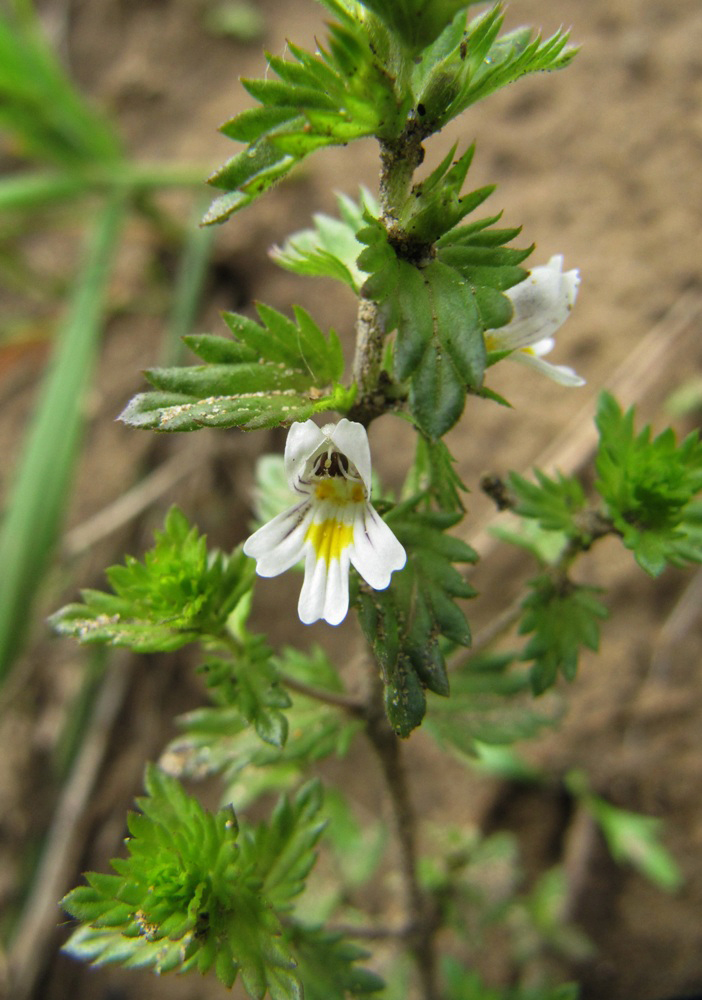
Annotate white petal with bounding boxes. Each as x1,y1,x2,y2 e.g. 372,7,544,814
243,502,312,577
297,547,351,625
323,549,351,625
350,504,407,590
489,255,580,350
284,420,325,492
530,337,556,358
511,349,585,387
326,418,372,493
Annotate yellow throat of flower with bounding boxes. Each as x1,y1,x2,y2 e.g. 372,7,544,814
306,519,355,565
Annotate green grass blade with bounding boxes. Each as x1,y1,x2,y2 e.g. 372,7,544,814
160,198,217,365
0,194,126,682
0,8,122,167
0,171,87,212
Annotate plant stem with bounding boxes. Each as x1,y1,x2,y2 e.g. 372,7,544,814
278,673,365,714
350,126,425,421
363,674,440,1000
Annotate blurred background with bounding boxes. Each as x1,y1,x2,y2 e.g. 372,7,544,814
1,0,702,998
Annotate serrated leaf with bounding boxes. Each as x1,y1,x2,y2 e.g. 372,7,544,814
401,259,487,438
205,7,408,221
519,575,608,694
165,645,361,809
595,392,702,575
50,508,254,650
413,7,577,134
402,435,467,513
508,469,586,535
423,652,557,757
62,768,320,998
272,190,375,292
358,502,477,736
284,923,384,999
197,639,292,750
119,305,351,432
358,184,529,437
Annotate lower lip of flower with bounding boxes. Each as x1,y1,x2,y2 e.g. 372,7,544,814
314,479,365,503
306,518,355,564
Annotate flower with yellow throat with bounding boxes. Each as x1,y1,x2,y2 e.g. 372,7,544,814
243,419,406,625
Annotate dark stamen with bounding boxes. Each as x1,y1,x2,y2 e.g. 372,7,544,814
313,450,350,478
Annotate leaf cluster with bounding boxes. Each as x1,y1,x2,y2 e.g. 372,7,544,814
204,2,574,224
62,768,379,998
423,652,557,756
410,5,575,136
358,498,477,736
120,304,353,432
508,469,587,537
357,151,530,437
595,392,702,575
50,507,253,652
168,646,361,808
204,0,411,225
198,642,292,750
519,575,608,694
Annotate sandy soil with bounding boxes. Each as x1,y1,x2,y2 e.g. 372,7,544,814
2,1,702,998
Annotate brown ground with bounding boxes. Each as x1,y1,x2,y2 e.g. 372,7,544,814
2,1,702,999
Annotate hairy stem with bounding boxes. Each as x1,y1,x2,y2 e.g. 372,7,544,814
349,127,425,422
363,674,440,1000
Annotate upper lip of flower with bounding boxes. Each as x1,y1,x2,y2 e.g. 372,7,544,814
243,419,406,626
484,254,584,386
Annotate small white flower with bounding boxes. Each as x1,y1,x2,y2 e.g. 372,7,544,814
485,254,585,387
243,419,406,626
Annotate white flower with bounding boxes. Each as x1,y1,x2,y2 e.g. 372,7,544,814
243,419,406,626
485,254,585,387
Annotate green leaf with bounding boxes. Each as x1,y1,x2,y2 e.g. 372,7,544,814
62,766,303,998
423,652,557,757
508,469,586,535
567,771,683,892
272,190,376,292
284,923,384,999
357,0,480,56
198,641,292,750
519,575,608,694
403,259,487,437
50,507,254,651
412,6,576,135
119,305,352,432
205,6,408,222
239,780,326,911
403,435,468,513
358,501,477,736
166,646,361,808
397,144,501,247
358,176,530,436
595,392,702,575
